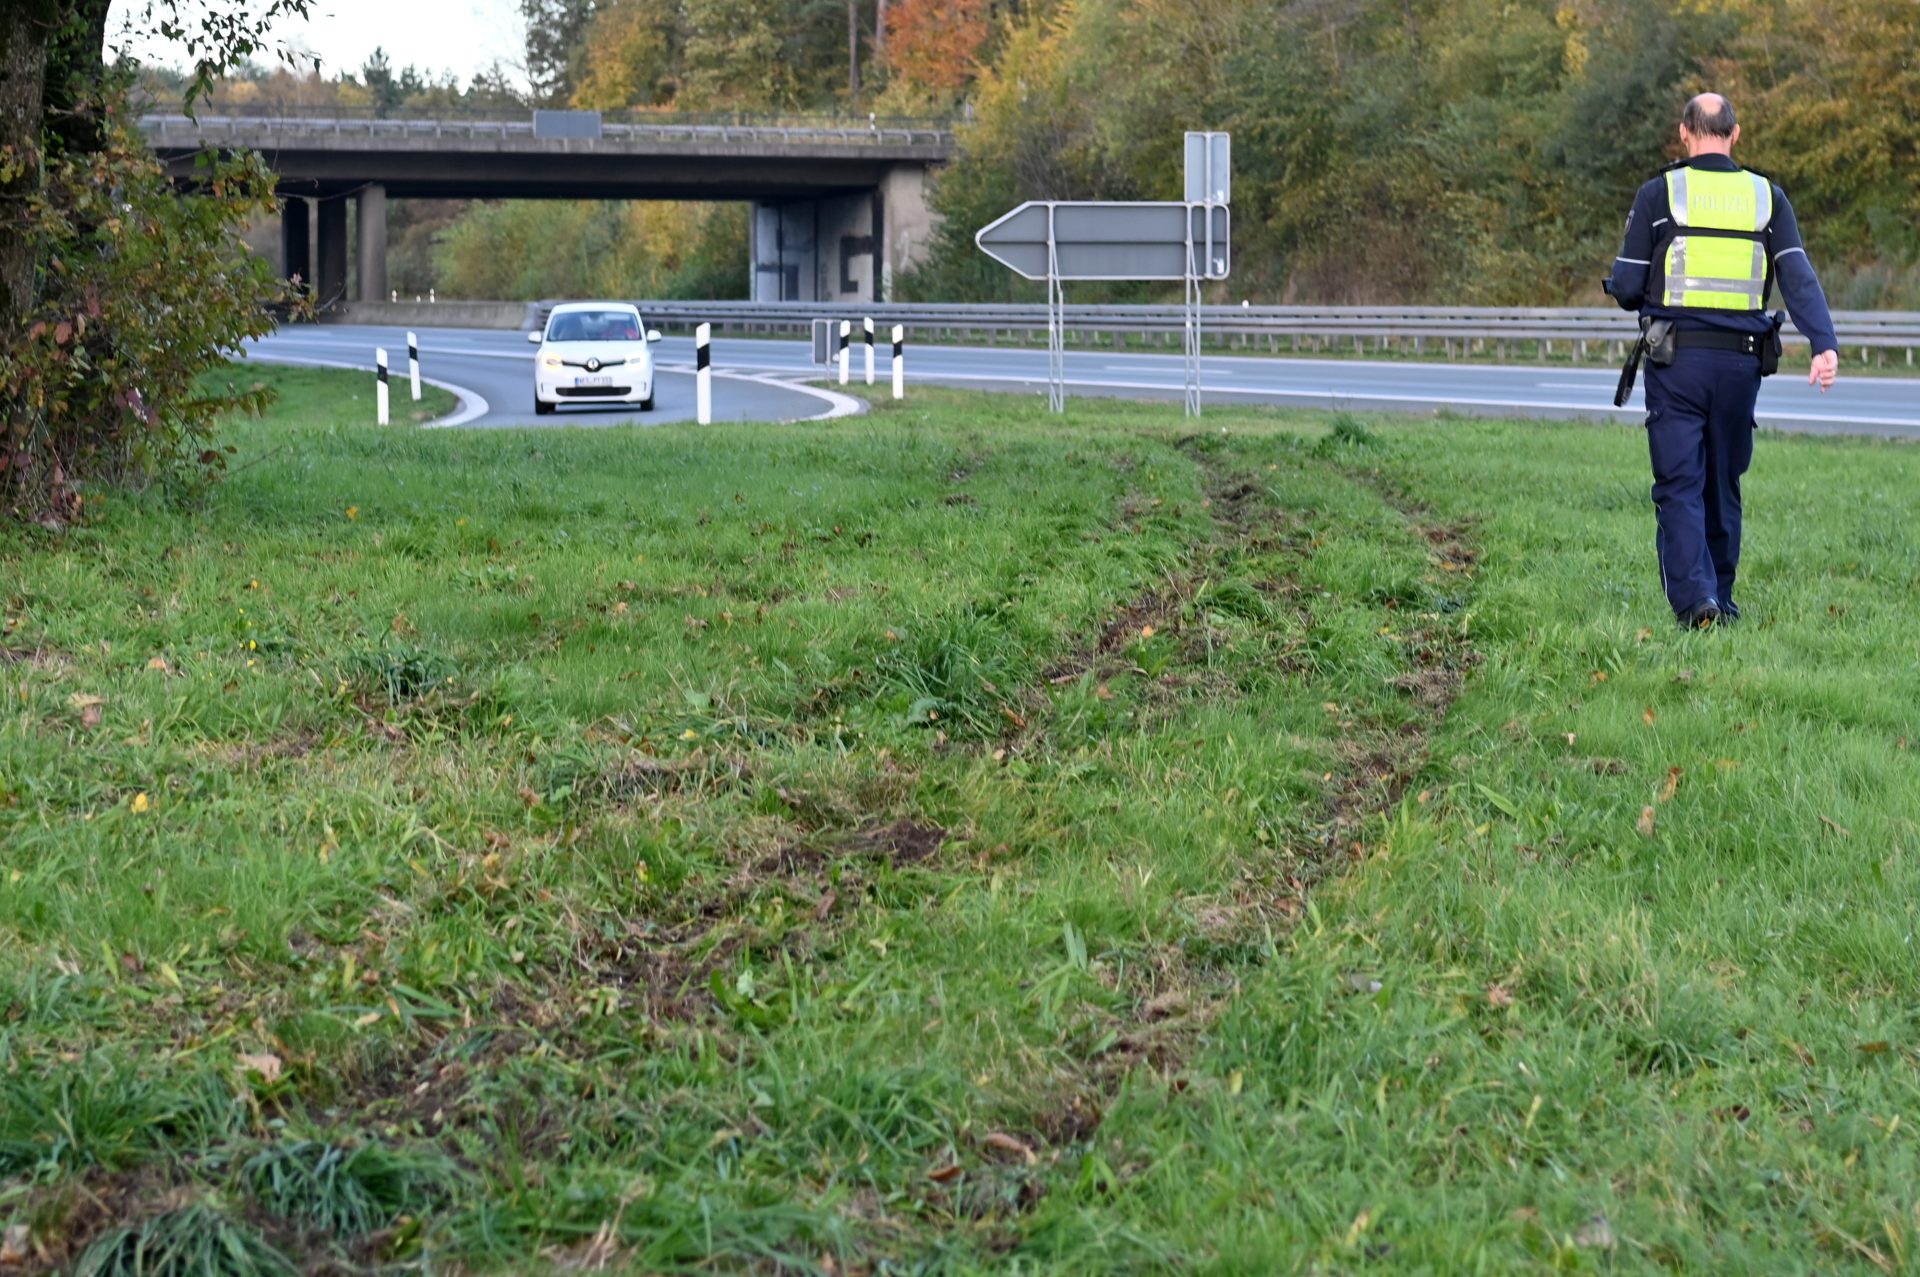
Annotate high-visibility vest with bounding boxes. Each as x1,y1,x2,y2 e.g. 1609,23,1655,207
1659,166,1774,312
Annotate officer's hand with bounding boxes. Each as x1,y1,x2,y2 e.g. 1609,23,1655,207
1809,349,1839,392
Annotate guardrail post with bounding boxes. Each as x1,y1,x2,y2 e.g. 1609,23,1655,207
891,325,904,400
863,316,875,385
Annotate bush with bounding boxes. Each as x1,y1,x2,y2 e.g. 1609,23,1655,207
0,89,293,522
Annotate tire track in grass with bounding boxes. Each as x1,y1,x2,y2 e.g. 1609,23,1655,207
983,431,1487,1155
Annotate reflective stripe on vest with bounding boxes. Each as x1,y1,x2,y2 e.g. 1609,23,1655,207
1662,168,1773,311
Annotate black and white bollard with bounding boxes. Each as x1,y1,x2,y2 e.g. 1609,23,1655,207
407,331,421,401
838,320,850,385
375,347,389,425
891,325,905,400
863,316,875,386
696,323,713,425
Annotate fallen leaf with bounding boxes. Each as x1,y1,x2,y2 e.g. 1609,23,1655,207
1563,733,1576,746
1658,767,1682,803
1643,706,1656,726
80,704,102,729
345,506,359,520
1788,1039,1816,1067
928,1164,964,1183
1487,983,1514,1008
1819,814,1852,839
1635,627,1653,643
236,1052,283,1084
980,1131,1036,1164
1858,1041,1891,1055
390,611,415,636
146,656,170,672
1589,670,1608,685
1675,668,1695,682
0,1223,29,1266
1573,1214,1616,1251
1636,806,1656,838
1095,683,1114,701
1140,625,1156,639
354,1011,382,1028
129,792,151,814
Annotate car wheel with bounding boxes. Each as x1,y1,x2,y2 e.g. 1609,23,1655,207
638,393,654,412
534,398,554,416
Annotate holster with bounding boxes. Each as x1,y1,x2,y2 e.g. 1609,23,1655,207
1760,312,1785,377
1614,318,1676,407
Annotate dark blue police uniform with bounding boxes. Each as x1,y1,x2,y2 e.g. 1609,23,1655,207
1607,155,1838,621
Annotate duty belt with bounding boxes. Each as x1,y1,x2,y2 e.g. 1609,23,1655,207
1672,329,1764,356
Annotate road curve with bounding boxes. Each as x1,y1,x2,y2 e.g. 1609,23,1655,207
245,325,858,428
250,323,1920,438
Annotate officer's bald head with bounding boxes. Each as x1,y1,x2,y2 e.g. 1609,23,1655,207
1680,93,1740,156
1683,94,1737,140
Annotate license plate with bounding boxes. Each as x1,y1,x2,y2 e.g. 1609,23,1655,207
574,376,613,388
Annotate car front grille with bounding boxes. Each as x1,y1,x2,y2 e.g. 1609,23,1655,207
555,385,634,398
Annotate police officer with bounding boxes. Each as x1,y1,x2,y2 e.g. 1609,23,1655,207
1607,93,1840,628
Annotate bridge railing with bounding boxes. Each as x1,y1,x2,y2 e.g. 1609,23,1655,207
137,105,956,148
530,301,1920,361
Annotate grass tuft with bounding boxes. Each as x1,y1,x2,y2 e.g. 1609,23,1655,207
73,1204,296,1277
238,1138,459,1237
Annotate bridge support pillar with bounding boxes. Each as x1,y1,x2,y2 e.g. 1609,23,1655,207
878,164,935,303
356,183,387,302
316,196,348,305
281,197,311,293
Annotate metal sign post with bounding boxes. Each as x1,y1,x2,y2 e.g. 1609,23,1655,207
977,132,1231,415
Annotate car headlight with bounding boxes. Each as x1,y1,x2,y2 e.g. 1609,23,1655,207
541,356,562,367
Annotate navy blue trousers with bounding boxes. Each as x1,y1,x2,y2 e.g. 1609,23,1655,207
1643,349,1760,616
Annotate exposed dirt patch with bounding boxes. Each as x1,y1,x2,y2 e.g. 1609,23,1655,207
843,818,948,866
0,646,71,676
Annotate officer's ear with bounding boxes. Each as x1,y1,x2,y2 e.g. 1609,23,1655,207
1729,123,1741,148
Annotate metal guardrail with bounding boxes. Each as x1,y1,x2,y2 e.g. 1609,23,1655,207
137,101,956,129
532,301,1920,359
140,113,955,149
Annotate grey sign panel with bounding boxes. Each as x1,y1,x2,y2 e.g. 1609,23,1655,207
533,110,602,140
1184,132,1230,205
975,202,1230,281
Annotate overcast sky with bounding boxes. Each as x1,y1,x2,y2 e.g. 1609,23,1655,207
108,0,528,87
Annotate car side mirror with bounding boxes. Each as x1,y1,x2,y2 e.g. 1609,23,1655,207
646,330,662,343
526,330,542,344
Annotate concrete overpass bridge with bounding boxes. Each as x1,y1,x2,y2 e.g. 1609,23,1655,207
139,109,954,306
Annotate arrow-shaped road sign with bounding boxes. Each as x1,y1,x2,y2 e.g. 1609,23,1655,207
975,201,1230,283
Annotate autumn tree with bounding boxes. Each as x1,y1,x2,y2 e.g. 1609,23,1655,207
886,0,989,92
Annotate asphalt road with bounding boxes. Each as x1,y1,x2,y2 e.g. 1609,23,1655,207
249,324,1920,437
245,325,857,427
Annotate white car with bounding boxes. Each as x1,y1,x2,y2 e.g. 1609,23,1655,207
528,302,661,416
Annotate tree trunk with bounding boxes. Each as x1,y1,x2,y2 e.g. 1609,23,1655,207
875,0,889,64
847,0,860,111
0,0,56,335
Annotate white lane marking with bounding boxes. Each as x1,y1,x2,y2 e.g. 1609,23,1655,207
1104,364,1231,375
654,366,865,421
1537,382,1615,389
239,351,490,427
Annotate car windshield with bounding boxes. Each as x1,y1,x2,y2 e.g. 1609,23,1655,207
547,310,642,342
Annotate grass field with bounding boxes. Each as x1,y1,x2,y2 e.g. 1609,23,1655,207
4,366,1920,1275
